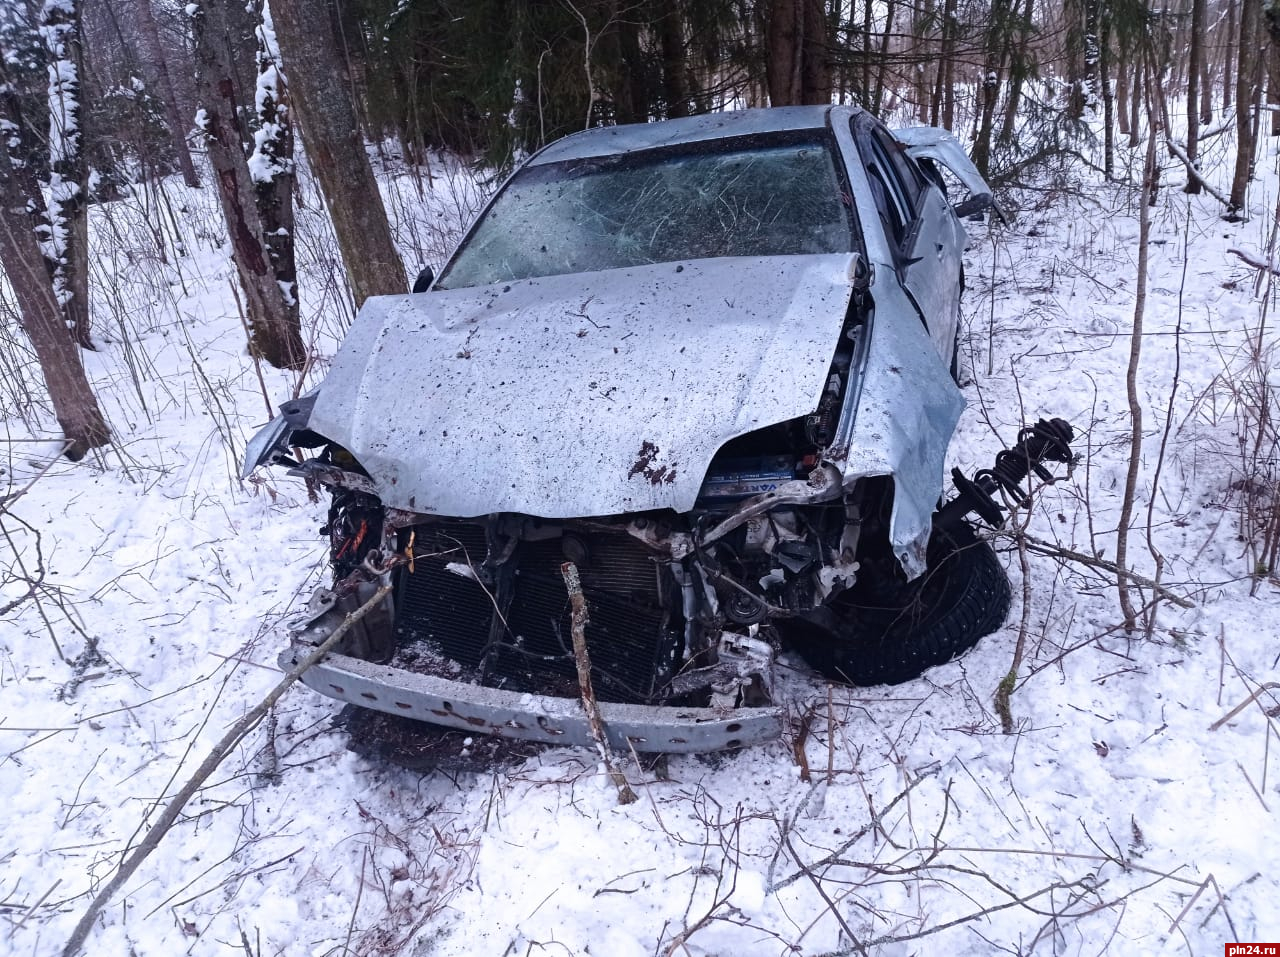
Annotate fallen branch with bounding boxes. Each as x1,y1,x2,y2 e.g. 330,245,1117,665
1227,246,1280,277
61,579,394,957
1208,681,1280,731
561,561,637,805
1013,533,1194,608
1164,139,1231,206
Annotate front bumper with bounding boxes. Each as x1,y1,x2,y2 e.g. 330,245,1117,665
282,607,785,753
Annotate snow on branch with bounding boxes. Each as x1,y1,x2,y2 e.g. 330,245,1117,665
1164,139,1230,207
247,7,291,185
1228,246,1280,277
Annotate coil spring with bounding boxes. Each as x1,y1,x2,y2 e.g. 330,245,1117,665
974,418,1075,506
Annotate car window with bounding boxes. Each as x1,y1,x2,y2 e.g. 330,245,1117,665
436,133,857,289
855,117,926,250
864,160,905,247
872,126,927,212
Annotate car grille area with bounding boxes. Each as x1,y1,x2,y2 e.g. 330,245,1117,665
394,520,677,704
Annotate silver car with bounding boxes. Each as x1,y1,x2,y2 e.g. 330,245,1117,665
244,106,1072,756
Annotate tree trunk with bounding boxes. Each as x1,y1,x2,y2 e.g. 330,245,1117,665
931,0,957,125
1250,16,1266,153
41,0,92,349
269,0,404,308
1225,0,1237,109
766,0,799,105
599,4,635,125
659,0,689,117
134,0,200,187
616,15,647,121
1266,5,1280,134
252,10,300,347
1064,0,1086,117
800,0,831,104
193,0,305,368
861,0,872,107
1200,34,1213,123
1099,2,1114,179
331,0,372,140
0,146,110,460
1185,0,1203,190
1228,0,1263,218
1116,52,1131,136
972,0,1014,179
916,0,933,121
872,0,895,115
1128,53,1142,147
1082,0,1101,115
766,0,829,106
942,4,955,128
998,0,1034,147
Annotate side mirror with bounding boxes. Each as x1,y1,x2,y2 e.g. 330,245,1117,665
952,196,991,219
412,266,435,293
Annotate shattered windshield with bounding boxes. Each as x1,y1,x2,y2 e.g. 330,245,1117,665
436,132,857,289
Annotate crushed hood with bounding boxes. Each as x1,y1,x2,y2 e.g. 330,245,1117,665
308,255,856,517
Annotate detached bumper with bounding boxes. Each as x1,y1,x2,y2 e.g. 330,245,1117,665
280,642,785,754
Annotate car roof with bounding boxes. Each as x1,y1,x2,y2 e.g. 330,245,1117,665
528,105,862,165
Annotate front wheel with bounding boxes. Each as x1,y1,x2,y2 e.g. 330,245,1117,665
784,524,1010,686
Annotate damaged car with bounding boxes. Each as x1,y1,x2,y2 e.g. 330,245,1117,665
244,105,1074,755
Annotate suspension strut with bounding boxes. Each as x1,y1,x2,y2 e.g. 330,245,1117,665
935,418,1076,531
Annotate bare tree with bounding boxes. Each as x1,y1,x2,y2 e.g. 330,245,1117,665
1228,0,1263,219
1266,2,1280,135
0,145,110,459
1185,0,1204,192
133,0,200,187
192,0,304,369
268,0,405,308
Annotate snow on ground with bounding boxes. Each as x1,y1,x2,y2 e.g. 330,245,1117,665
3,136,1279,957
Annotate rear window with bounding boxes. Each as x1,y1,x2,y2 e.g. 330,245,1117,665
436,133,857,290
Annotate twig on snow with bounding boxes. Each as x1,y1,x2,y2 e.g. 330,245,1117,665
1208,681,1280,731
60,579,394,957
770,766,939,892
342,847,368,956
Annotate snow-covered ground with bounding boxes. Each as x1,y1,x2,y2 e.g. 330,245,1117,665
3,137,1279,957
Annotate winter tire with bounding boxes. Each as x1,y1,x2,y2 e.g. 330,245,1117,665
785,523,1010,686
